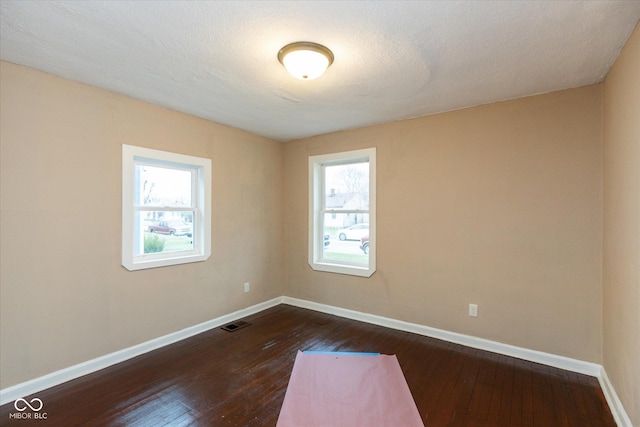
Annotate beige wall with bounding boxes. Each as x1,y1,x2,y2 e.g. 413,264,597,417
284,85,603,363
603,23,640,426
0,62,284,389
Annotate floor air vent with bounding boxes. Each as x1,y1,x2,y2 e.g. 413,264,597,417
221,320,251,332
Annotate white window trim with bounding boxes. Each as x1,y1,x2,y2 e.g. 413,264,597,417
122,144,211,271
309,148,376,277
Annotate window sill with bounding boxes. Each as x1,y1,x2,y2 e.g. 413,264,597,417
123,253,210,271
309,260,375,278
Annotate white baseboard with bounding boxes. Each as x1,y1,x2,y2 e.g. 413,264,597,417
282,296,601,375
282,296,633,426
599,367,633,427
0,297,281,406
1,295,632,426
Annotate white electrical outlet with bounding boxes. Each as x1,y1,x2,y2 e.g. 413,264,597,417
469,303,478,317
244,282,250,293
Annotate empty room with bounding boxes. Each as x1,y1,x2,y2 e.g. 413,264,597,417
0,1,638,426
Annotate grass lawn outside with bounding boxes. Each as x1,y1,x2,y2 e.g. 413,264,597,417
144,232,193,253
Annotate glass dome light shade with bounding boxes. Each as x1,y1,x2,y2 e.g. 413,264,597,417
278,42,334,80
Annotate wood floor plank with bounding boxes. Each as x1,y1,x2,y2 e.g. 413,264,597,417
447,348,484,426
422,344,466,425
549,370,573,427
0,305,617,426
510,360,525,426
462,350,499,426
533,365,560,427
574,372,617,427
485,353,508,425
497,355,516,426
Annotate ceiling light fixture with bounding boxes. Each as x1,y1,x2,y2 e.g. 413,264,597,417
278,42,334,80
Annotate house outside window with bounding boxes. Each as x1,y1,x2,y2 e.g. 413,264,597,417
308,148,376,277
122,145,211,271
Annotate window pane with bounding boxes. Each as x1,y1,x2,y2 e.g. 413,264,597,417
322,212,369,264
324,162,369,210
139,211,194,255
136,165,192,207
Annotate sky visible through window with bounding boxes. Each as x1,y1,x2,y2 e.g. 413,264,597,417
138,165,192,207
324,162,369,196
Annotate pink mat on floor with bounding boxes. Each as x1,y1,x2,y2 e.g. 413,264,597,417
276,351,424,427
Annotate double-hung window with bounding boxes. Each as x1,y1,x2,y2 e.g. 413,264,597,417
309,148,376,277
122,145,211,271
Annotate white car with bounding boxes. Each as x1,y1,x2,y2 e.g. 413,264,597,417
337,223,369,241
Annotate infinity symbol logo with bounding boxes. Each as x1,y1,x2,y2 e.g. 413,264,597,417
14,398,43,412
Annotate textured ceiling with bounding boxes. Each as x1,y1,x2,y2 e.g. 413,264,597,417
1,1,639,141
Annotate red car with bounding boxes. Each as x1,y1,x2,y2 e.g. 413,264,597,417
360,236,369,254
148,220,192,237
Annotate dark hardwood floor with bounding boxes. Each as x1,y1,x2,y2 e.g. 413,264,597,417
0,304,616,426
